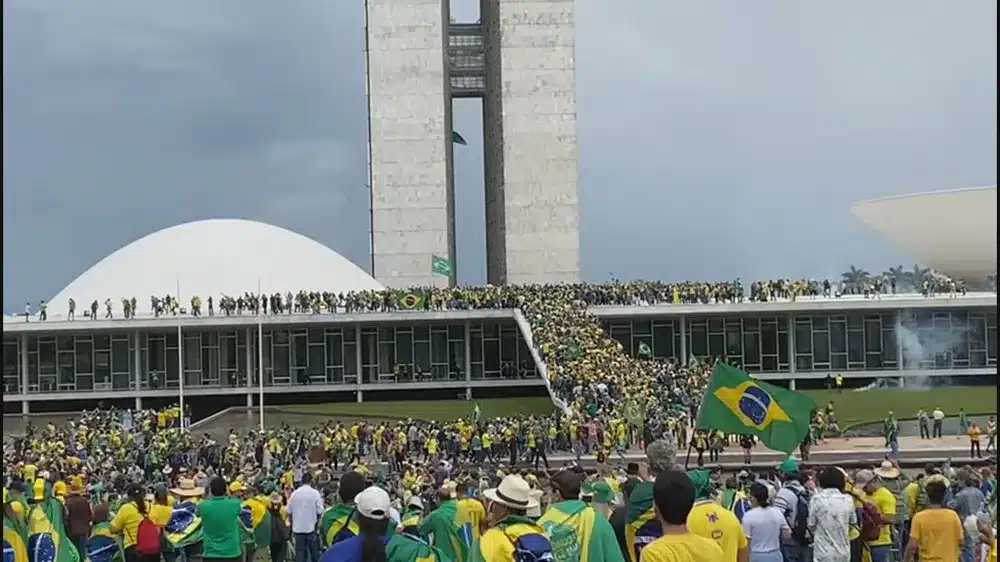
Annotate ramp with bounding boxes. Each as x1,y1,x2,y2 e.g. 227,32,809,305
513,308,571,414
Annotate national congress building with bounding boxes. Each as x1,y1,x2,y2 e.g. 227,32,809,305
3,219,996,416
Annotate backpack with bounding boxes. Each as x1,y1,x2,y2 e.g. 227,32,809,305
504,530,555,562
135,516,162,556
789,490,811,545
857,502,885,542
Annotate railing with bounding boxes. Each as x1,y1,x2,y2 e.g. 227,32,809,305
512,308,571,415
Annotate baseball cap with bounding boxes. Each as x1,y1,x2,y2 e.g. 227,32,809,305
355,486,391,520
776,459,800,474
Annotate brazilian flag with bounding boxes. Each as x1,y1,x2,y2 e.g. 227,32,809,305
84,523,121,562
320,504,358,548
4,514,29,562
396,291,425,310
26,480,79,562
240,498,272,549
164,502,203,549
696,362,815,454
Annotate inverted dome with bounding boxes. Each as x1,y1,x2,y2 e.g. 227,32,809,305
49,219,382,309
851,186,997,281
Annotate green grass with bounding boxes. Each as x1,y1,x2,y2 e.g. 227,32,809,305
801,387,997,426
274,387,997,424
274,397,557,421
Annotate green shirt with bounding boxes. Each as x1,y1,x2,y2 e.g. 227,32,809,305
197,497,244,559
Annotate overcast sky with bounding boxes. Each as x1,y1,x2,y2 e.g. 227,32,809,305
3,0,996,311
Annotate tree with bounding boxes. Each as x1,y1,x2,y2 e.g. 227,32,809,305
841,265,870,288
905,264,931,291
883,265,906,290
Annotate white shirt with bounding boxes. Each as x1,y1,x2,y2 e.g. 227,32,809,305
287,484,324,534
808,488,856,562
742,506,789,553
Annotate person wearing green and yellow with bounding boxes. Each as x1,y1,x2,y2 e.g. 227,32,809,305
197,477,245,562
538,470,625,562
419,485,474,561
685,470,748,562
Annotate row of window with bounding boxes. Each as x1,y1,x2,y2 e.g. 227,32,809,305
2,322,539,394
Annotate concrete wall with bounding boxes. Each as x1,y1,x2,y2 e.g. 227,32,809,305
483,0,581,285
367,0,453,288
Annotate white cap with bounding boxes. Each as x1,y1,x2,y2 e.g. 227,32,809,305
355,486,391,520
408,496,424,510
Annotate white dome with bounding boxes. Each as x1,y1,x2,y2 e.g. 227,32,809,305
49,219,383,308
851,186,997,280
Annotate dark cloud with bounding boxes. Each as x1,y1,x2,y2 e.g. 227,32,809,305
3,0,996,311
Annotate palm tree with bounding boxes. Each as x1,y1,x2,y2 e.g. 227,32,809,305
883,265,906,291
841,265,870,286
905,264,930,291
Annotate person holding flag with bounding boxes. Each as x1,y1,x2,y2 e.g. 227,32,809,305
4,500,29,562
27,478,80,562
538,470,624,562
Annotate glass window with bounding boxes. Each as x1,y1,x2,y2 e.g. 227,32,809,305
847,314,863,331
761,355,778,372
652,324,675,359
794,323,811,355
343,343,357,376
273,345,290,379
294,336,308,369
743,318,759,333
327,333,344,367
501,331,517,362
449,325,464,339
75,339,93,374
812,316,828,331
111,339,130,374
378,342,395,374
970,350,987,367
987,327,997,364
725,321,742,357
396,331,413,365
414,342,431,372
847,330,864,364
184,339,201,371
95,351,111,382
470,332,483,363
795,354,812,372
864,320,882,353
688,323,708,358
831,354,847,370
742,331,760,367
760,321,778,356
39,340,56,375
222,337,238,370
812,330,829,365
632,320,652,336
969,315,987,351
483,339,500,374
94,334,111,350
708,318,723,333
881,325,898,367
830,321,847,354
865,352,883,370
431,331,448,364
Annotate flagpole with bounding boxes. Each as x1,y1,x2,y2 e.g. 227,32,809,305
257,277,265,432
177,278,184,431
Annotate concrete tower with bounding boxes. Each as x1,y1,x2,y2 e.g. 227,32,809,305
366,0,580,288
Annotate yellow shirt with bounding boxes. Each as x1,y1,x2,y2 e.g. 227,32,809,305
149,504,172,527
990,539,997,562
687,501,747,562
457,498,486,540
969,427,982,442
908,508,962,562
860,487,896,547
111,502,159,548
903,482,920,517
640,533,724,562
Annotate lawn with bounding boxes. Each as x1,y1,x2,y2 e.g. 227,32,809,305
274,386,997,424
801,387,997,426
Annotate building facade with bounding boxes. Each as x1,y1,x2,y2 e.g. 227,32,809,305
366,0,580,287
3,294,996,412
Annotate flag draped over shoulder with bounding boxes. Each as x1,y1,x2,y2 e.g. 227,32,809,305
26,481,80,562
164,502,203,550
625,483,659,562
538,500,624,562
418,499,473,562
696,362,816,454
385,533,448,562
85,523,121,562
320,504,358,548
4,515,29,562
239,498,271,549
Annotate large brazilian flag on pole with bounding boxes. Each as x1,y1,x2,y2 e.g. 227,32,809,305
695,362,816,454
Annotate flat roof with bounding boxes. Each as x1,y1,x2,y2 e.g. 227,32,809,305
2,292,995,336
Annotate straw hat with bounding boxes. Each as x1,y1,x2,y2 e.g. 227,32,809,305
873,461,901,479
170,478,205,498
483,475,539,511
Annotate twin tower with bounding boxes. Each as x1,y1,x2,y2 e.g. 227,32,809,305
366,0,581,288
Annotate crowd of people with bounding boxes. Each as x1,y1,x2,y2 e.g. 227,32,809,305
3,412,997,562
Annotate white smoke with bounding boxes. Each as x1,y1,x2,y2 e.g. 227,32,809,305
893,312,969,389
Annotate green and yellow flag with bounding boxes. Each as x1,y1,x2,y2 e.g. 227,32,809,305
84,522,122,562
397,291,425,310
26,480,80,562
320,504,358,548
240,497,272,549
538,499,625,562
696,362,815,454
4,513,29,562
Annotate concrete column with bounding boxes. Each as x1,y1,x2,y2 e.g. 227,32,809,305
789,379,797,390
246,393,252,407
355,326,363,386
356,390,364,403
134,330,142,391
464,321,472,382
245,328,254,389
787,314,796,374
134,396,142,410
20,333,28,394
465,387,472,400
22,400,29,414
679,318,687,363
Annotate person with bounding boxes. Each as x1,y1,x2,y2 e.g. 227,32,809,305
741,481,789,562
933,407,946,439
64,479,93,557
111,483,162,562
969,423,983,459
611,478,639,560
770,459,809,562
469,474,551,562
873,460,909,549
807,467,855,562
288,472,324,562
418,484,473,561
853,470,896,562
918,409,930,440
627,439,680,561
538,470,624,561
685,470,748,562
197,477,244,562
949,469,987,562
320,471,366,547
638,469,723,562
268,493,290,562
904,479,962,562
320,486,447,562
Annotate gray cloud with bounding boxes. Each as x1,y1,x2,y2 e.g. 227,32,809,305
3,0,996,311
